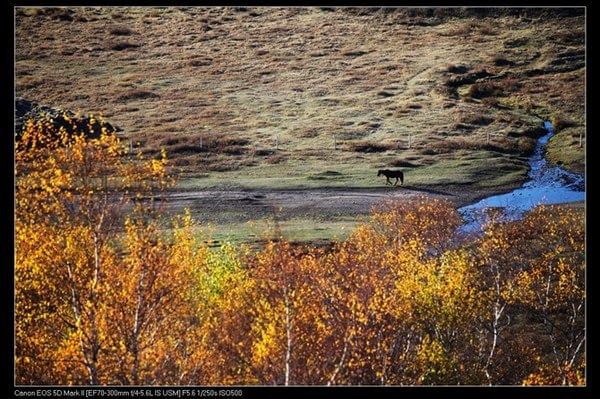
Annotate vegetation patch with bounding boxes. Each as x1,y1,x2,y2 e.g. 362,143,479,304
551,115,577,131
109,41,141,51
348,141,395,153
116,89,159,102
492,55,515,66
445,64,469,74
109,26,136,36
389,159,419,167
15,7,584,194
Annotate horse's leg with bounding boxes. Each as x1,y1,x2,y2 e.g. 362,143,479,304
394,177,398,186
386,177,391,185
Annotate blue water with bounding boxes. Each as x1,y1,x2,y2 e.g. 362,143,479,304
459,121,585,233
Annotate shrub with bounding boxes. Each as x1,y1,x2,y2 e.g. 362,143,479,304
170,143,205,154
266,154,286,164
109,41,141,51
109,26,135,36
468,82,504,98
446,64,469,74
460,113,494,126
349,141,395,153
492,55,514,66
116,90,159,102
551,116,576,132
389,159,418,167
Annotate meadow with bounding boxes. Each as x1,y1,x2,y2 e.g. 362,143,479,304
16,8,584,178
15,7,585,242
14,7,586,387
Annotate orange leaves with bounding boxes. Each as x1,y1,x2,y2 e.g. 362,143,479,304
185,200,584,386
370,196,461,253
249,299,283,367
15,118,191,385
15,121,585,385
522,361,585,386
415,335,453,384
475,204,585,385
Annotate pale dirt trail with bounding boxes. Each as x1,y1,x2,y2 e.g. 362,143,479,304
162,184,488,225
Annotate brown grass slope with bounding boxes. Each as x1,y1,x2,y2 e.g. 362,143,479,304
15,7,585,189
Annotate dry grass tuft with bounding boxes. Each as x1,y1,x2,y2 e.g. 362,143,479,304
108,41,141,51
492,55,514,66
445,64,469,74
348,141,395,153
266,154,286,164
389,159,419,167
109,26,136,36
551,116,577,132
460,113,494,126
116,90,159,102
467,77,523,99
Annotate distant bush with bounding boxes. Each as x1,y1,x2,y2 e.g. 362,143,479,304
500,77,521,91
253,148,275,156
221,145,246,155
492,55,514,66
171,144,204,155
37,7,74,21
516,137,537,155
445,64,469,74
551,116,577,131
477,21,497,35
430,137,482,152
116,89,159,102
481,97,500,107
468,82,504,98
188,58,213,67
266,154,286,164
389,159,419,167
460,113,494,126
109,41,141,51
444,69,492,87
109,26,135,36
349,141,395,153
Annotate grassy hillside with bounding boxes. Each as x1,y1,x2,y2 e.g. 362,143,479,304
16,7,584,191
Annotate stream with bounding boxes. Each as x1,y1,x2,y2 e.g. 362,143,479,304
458,121,585,233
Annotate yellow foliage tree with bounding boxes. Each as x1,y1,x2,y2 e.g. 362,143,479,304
15,117,195,385
15,119,585,386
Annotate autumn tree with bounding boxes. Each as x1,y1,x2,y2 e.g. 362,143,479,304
15,116,197,385
15,119,585,386
506,207,585,385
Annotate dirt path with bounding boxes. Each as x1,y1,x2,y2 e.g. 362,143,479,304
163,184,508,225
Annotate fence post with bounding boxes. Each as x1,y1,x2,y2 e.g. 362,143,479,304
129,138,133,155
486,132,490,145
200,136,203,150
580,132,583,148
275,134,279,150
408,133,412,149
333,134,337,150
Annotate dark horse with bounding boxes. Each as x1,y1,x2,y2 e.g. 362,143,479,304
377,169,404,186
